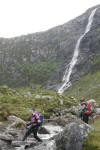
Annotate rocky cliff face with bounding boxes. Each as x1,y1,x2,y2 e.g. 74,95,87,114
0,5,100,88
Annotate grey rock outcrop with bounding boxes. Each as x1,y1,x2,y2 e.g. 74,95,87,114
54,122,92,150
7,115,26,129
0,118,93,150
27,121,92,150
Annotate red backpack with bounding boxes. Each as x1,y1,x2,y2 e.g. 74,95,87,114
84,102,93,116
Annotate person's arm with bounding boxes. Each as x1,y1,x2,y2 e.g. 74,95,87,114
35,113,41,123
26,121,32,126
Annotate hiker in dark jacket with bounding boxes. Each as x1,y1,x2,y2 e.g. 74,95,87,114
79,98,87,120
79,98,96,124
22,109,42,142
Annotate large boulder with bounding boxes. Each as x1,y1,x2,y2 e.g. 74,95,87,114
55,121,92,150
7,115,26,130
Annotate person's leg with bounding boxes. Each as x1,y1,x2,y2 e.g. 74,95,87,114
85,115,89,124
22,127,33,141
33,126,42,142
83,114,89,124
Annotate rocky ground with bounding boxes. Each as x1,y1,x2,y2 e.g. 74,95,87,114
0,111,96,150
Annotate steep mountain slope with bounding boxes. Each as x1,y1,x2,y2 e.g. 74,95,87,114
0,5,100,88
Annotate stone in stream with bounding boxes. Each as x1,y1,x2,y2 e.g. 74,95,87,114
12,139,37,147
12,139,40,150
0,133,14,142
38,126,50,134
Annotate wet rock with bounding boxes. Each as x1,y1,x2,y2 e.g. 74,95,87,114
6,130,18,138
28,140,56,150
12,140,37,147
0,134,14,142
38,127,50,134
0,140,12,150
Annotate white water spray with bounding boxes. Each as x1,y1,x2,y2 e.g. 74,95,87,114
58,8,97,94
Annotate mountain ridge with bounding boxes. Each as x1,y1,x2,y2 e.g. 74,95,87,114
0,5,100,89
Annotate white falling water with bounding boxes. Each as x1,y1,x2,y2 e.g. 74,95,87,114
58,8,97,94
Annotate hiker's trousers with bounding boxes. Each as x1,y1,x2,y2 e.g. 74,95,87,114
23,125,42,142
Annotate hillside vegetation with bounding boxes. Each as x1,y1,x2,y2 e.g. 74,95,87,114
83,119,100,150
0,85,77,121
65,71,100,105
0,60,62,87
0,71,100,121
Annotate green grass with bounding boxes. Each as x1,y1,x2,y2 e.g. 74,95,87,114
65,71,100,105
1,60,63,87
83,119,100,150
0,70,100,121
0,86,77,121
0,71,100,122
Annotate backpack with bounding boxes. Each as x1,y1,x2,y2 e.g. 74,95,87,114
84,102,93,116
39,115,44,125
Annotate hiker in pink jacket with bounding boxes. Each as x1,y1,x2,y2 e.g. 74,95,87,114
22,109,42,142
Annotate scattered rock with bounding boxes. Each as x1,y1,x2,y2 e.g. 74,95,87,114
0,133,14,142
12,140,37,147
0,115,93,150
38,127,50,134
96,108,100,115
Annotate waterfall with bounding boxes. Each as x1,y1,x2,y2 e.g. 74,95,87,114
58,8,97,94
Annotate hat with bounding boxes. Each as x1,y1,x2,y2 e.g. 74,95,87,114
87,99,96,103
80,98,85,102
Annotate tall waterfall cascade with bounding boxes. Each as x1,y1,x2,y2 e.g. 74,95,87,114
58,8,97,94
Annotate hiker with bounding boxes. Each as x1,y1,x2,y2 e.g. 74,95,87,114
22,109,43,142
79,99,96,124
83,99,96,124
79,98,87,120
